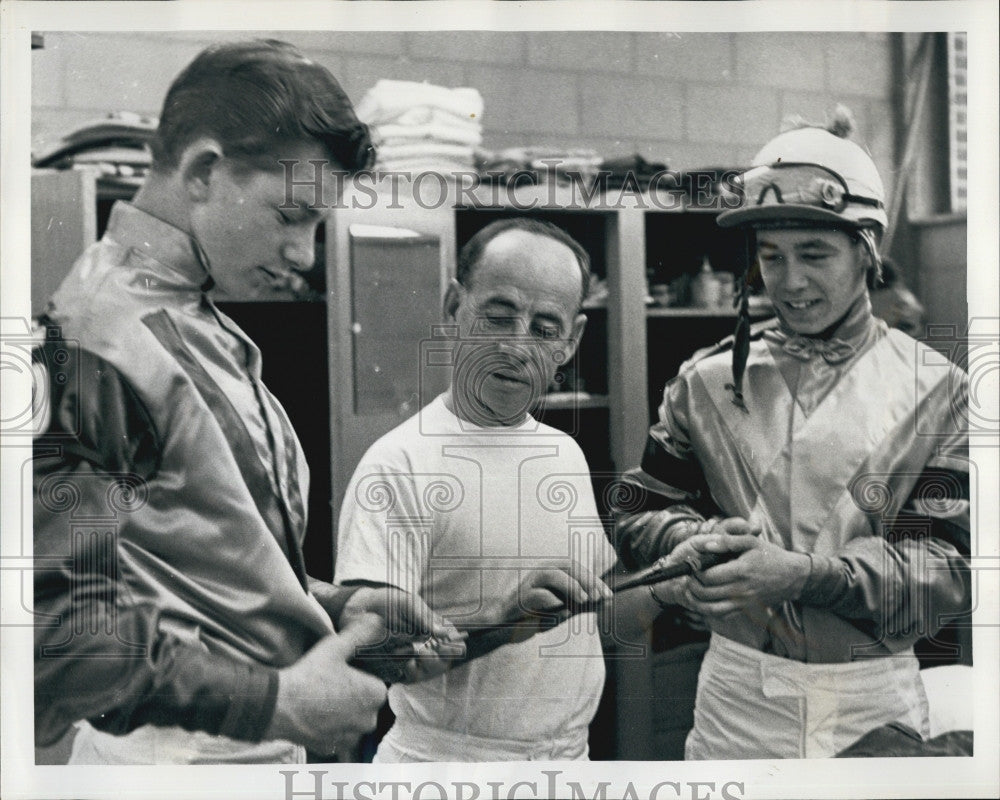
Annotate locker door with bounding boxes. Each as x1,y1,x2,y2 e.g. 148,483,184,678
326,191,455,563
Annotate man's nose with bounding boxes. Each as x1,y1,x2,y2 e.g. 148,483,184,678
282,230,316,272
495,335,531,361
783,260,810,291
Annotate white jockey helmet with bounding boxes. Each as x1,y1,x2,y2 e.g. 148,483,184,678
717,125,887,231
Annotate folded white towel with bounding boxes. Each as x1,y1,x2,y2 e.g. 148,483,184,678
377,141,475,162
378,155,475,172
378,123,482,148
378,157,475,173
357,80,484,126
387,106,481,130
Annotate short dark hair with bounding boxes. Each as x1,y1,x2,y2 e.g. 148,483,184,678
150,39,374,173
456,218,592,307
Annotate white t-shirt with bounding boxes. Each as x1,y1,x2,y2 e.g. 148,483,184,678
335,395,616,749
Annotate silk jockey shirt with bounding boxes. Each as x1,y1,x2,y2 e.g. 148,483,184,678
614,294,970,663
32,202,333,746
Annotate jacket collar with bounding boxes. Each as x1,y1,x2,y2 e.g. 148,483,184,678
105,201,211,290
766,292,882,365
773,291,878,345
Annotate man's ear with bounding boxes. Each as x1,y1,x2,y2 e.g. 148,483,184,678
564,312,587,360
443,278,463,322
178,138,225,203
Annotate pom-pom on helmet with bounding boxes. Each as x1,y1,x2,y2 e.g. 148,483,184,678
717,111,887,233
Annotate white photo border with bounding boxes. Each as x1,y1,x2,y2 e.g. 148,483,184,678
2,2,998,799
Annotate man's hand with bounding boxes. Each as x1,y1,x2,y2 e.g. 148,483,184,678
506,562,613,623
264,613,388,755
442,564,614,663
340,584,457,640
669,516,762,547
675,532,811,618
342,586,466,684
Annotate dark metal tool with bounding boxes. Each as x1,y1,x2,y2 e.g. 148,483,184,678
350,548,736,684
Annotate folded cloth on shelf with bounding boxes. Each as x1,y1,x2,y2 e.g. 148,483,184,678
507,146,603,170
475,149,529,175
381,106,480,129
356,80,484,125
376,141,479,163
378,161,475,176
357,80,484,174
475,146,603,185
599,154,671,190
377,122,482,148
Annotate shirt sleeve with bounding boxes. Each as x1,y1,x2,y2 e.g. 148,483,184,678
334,450,427,595
32,336,278,747
611,372,723,568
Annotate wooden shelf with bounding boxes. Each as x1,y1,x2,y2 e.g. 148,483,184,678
646,305,773,319
646,306,737,318
539,392,609,410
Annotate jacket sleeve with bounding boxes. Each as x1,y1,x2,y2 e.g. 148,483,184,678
33,333,278,747
799,379,972,651
799,374,971,652
612,373,723,569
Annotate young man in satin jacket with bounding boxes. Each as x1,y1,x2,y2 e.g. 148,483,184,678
31,39,447,764
614,112,970,759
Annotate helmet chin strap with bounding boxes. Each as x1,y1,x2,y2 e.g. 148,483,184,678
855,227,883,285
726,236,755,412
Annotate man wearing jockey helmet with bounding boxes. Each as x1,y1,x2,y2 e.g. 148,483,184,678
612,109,971,759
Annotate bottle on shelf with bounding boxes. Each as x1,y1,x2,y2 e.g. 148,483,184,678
690,255,721,308
716,272,735,308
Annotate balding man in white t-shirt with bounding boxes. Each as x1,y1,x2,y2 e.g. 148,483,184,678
336,218,677,761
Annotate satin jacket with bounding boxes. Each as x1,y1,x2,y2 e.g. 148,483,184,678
33,202,334,746
614,296,970,663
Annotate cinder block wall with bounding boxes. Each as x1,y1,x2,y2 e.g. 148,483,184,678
32,31,897,197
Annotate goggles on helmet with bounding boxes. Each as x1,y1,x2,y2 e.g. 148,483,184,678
736,162,884,216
